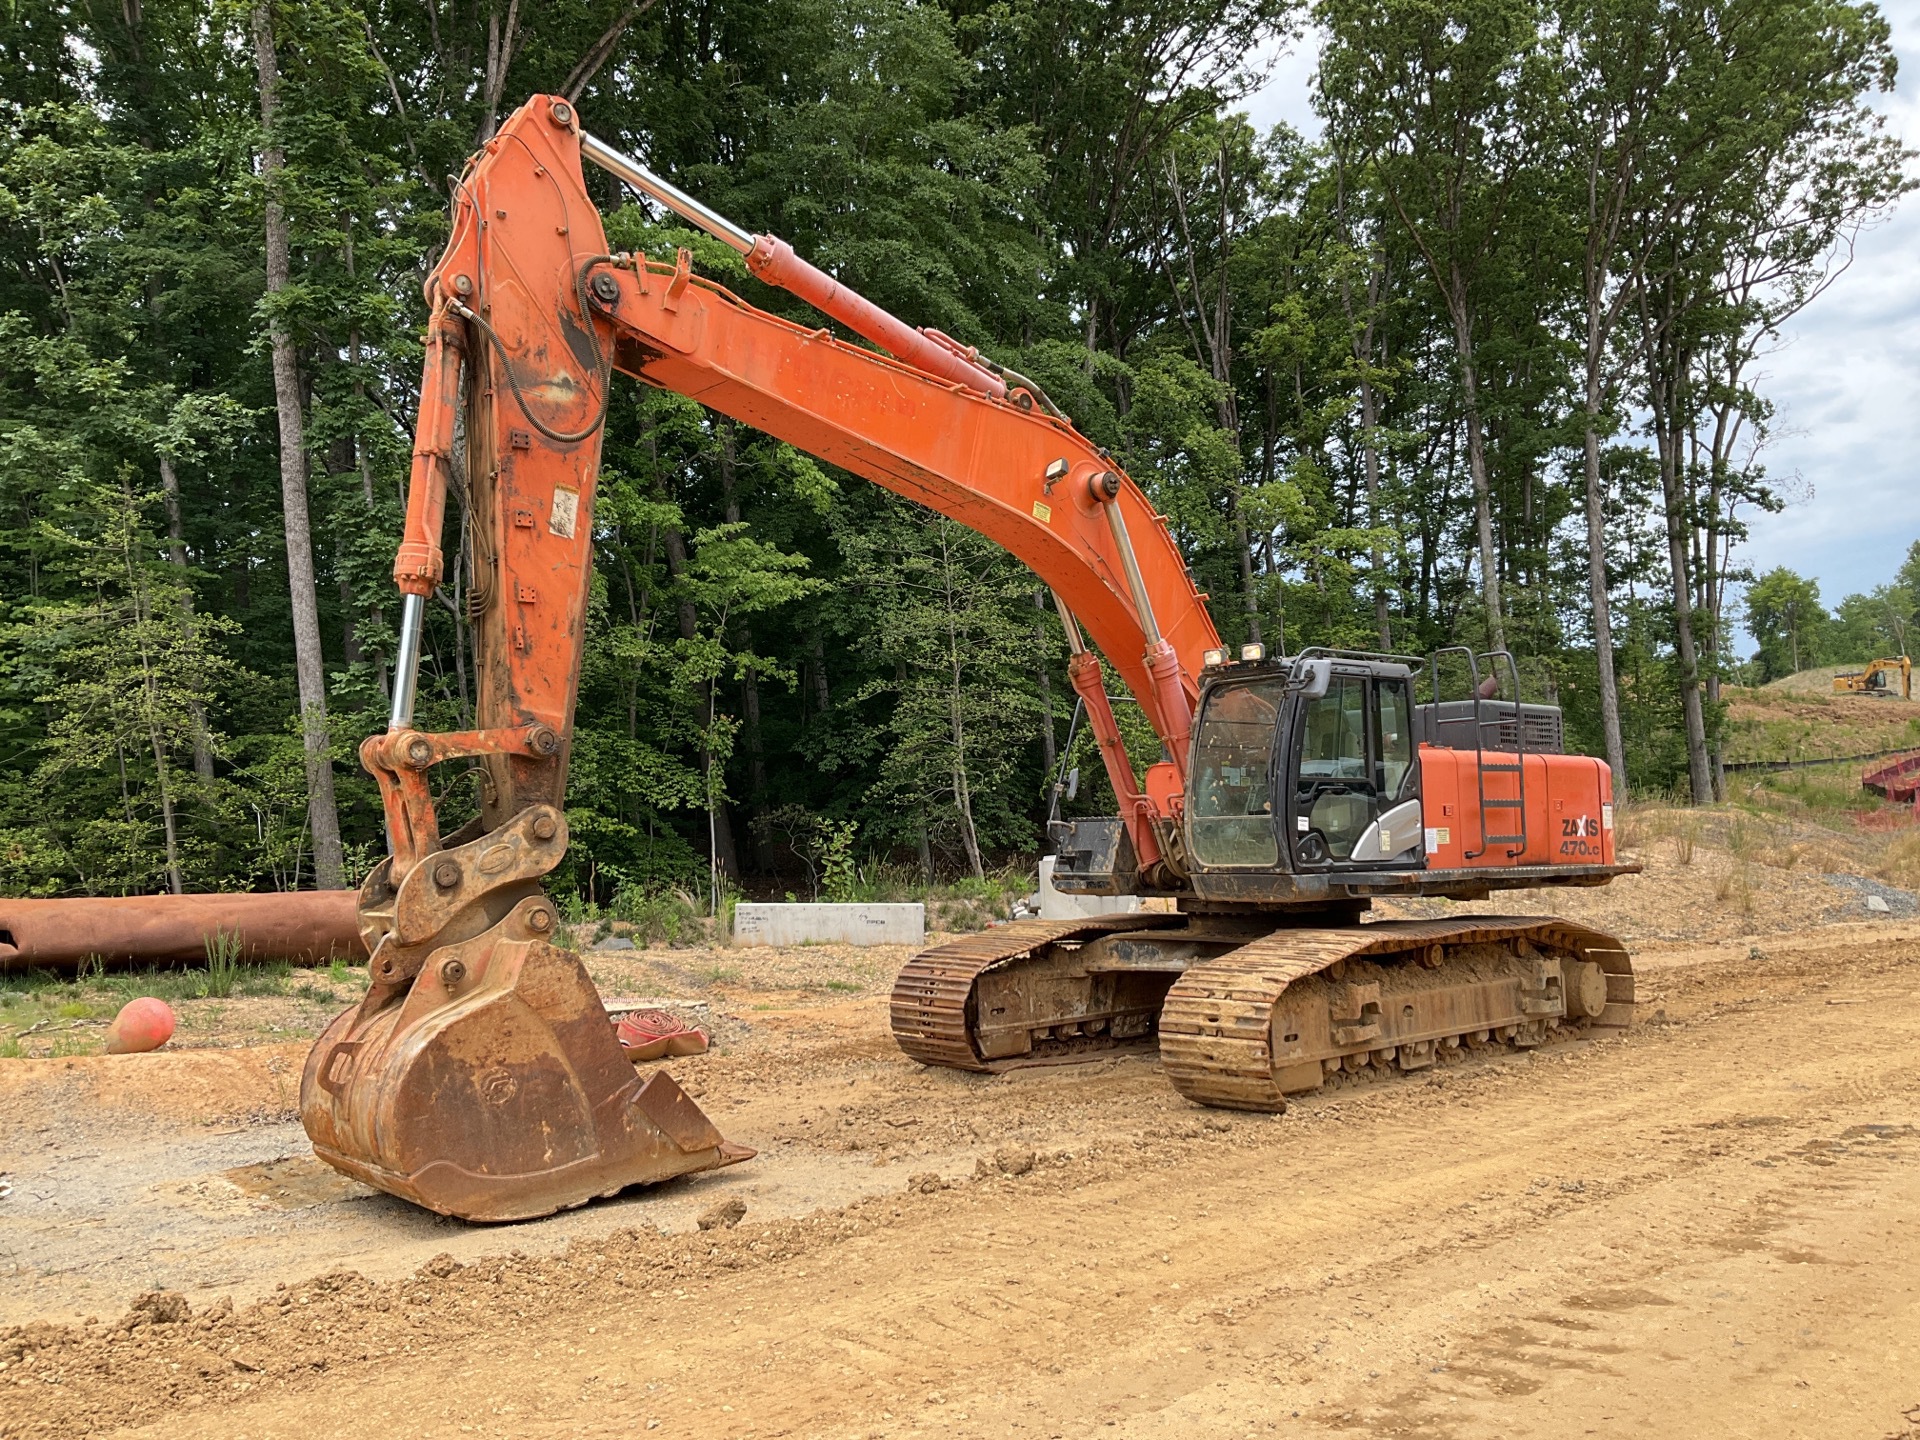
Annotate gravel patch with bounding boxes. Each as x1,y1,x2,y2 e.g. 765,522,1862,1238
1822,871,1920,919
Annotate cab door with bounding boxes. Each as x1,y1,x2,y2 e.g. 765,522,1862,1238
1288,671,1421,868
1186,678,1285,869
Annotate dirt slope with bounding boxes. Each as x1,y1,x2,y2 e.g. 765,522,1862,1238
2,920,1917,1440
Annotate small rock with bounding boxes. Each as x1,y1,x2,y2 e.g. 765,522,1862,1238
420,1253,462,1279
993,1146,1036,1177
1203,1116,1233,1133
128,1291,191,1326
597,935,638,951
1866,894,1891,914
697,1198,747,1230
906,1172,948,1195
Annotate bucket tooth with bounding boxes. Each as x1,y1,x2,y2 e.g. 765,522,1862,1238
301,896,749,1223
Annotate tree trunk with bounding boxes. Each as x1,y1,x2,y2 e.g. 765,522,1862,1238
1581,411,1627,795
133,571,184,895
1448,297,1506,655
157,450,216,783
146,720,183,895
1655,422,1713,803
942,537,985,881
809,631,832,719
1337,209,1390,651
344,230,389,705
719,427,766,870
253,1,345,889
1234,505,1262,648
1033,591,1055,775
738,657,765,867
948,648,985,881
661,521,739,882
1359,369,1389,651
356,433,389,704
475,0,523,146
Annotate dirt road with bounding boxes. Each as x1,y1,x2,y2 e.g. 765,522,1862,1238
4,921,1919,1439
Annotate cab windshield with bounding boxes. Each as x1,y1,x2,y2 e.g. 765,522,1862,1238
1188,679,1283,867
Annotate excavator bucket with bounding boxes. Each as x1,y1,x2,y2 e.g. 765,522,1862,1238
300,809,750,1222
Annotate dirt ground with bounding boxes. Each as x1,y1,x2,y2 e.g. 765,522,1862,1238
4,879,1920,1437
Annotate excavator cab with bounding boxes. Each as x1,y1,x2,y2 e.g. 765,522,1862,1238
1187,657,1423,876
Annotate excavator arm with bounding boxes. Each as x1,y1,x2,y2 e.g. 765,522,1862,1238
376,93,1220,884
302,94,1222,1221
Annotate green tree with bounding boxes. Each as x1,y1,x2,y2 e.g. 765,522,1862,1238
838,501,1047,879
1744,567,1829,681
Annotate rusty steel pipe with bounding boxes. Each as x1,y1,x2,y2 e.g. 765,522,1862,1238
0,892,366,973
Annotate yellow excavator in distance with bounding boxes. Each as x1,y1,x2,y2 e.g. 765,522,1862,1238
1833,656,1913,699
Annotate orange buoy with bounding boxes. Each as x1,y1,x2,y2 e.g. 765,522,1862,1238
105,997,176,1054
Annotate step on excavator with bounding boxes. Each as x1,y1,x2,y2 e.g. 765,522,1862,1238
303,94,1640,1221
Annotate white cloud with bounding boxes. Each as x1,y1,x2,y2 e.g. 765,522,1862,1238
1742,1,1920,617
1240,29,1324,139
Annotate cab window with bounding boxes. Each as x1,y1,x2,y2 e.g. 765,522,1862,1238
1298,676,1368,783
1295,676,1371,860
1378,680,1414,799
1188,679,1282,867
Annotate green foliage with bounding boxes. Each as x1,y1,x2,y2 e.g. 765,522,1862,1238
0,0,1906,917
818,821,860,903
1745,568,1832,682
610,884,703,945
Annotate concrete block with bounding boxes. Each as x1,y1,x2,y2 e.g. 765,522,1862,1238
732,902,925,948
1038,855,1141,921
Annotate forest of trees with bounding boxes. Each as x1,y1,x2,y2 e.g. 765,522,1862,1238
0,0,1911,902
1745,543,1920,683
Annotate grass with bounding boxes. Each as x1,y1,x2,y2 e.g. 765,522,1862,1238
1617,748,1920,900
1722,683,1920,765
202,929,244,999
1,956,297,1005
0,942,319,1060
1713,865,1754,912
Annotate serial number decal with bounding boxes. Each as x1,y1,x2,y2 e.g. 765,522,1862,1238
550,486,580,539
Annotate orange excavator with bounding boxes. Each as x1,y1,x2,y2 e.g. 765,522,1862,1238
301,95,1639,1221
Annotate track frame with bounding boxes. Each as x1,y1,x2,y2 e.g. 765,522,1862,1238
889,914,1634,1110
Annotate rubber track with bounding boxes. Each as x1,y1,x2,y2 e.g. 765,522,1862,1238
889,914,1175,1071
1158,916,1634,1112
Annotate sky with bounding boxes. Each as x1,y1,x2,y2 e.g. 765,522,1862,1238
1239,9,1920,637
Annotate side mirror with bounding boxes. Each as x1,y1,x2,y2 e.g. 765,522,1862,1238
1294,658,1332,699
1065,766,1080,802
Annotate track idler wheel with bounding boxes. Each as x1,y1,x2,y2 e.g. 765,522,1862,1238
300,807,750,1222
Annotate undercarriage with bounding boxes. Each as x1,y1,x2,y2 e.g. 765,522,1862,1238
890,912,1634,1110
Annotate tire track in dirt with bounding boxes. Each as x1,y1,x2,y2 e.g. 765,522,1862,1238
3,930,1917,1438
